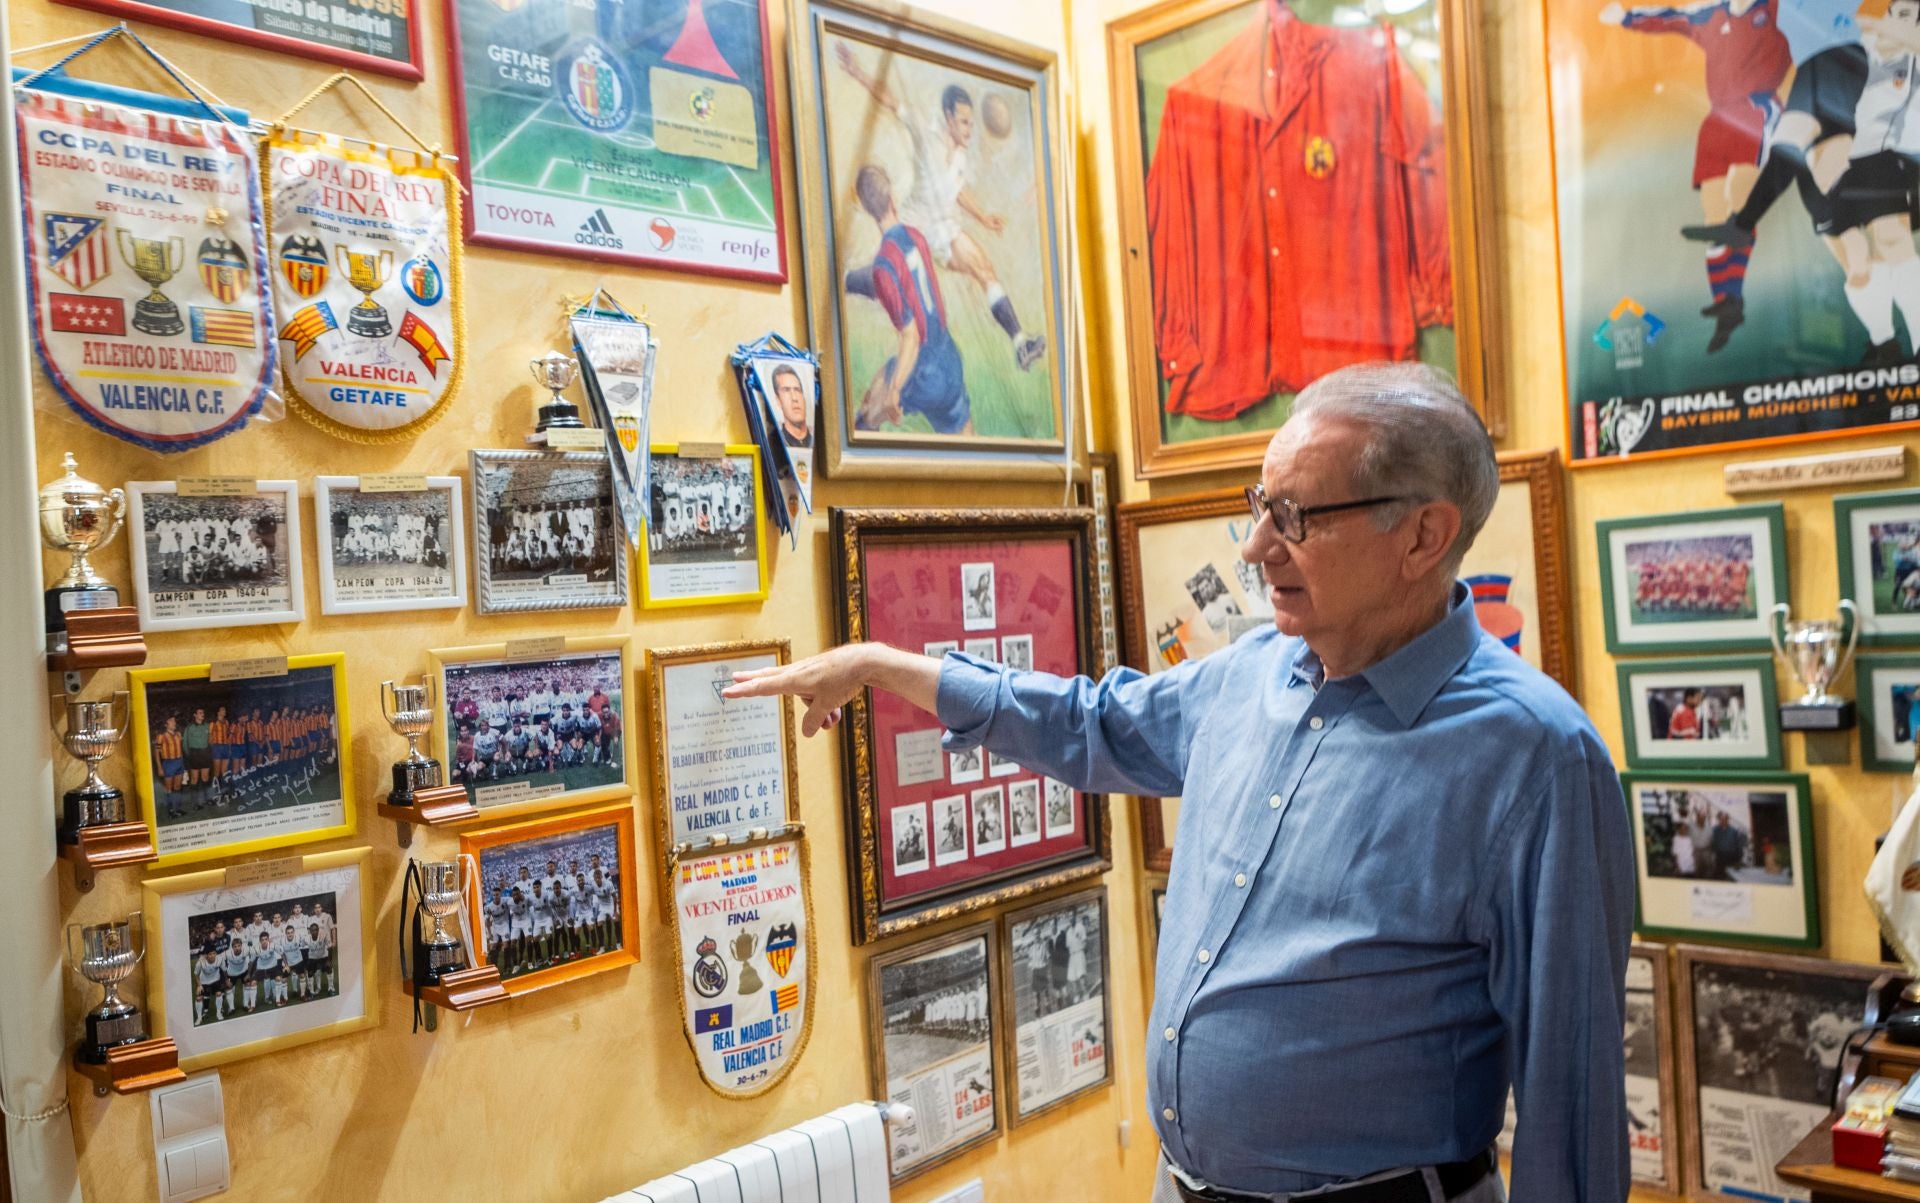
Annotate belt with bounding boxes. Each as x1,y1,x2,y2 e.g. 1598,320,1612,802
1168,1148,1496,1203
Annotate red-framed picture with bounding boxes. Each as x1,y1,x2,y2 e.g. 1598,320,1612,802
831,507,1111,944
54,0,424,80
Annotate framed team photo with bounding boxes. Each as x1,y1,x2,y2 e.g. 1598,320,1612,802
1859,655,1920,774
469,449,627,614
1616,657,1781,771
142,846,376,1072
429,636,633,822
866,921,1002,1181
460,804,640,997
129,655,355,869
997,886,1111,1124
1596,504,1788,654
313,476,466,615
1625,771,1817,948
790,0,1077,480
52,0,422,79
127,480,305,633
639,444,768,608
1835,488,1920,646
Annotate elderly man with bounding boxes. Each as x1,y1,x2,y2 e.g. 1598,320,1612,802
725,363,1633,1201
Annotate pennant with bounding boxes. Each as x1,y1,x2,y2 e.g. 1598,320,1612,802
191,306,257,348
279,301,338,360
1868,778,1920,971
397,311,451,377
571,311,653,550
44,213,110,291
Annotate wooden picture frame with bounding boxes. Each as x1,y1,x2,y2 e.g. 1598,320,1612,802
53,0,424,79
1617,656,1783,771
143,846,377,1072
468,449,628,614
312,475,467,616
638,444,768,608
127,479,306,633
1625,943,1681,1195
1834,488,1920,647
1107,0,1503,479
459,803,640,996
1859,654,1920,775
997,885,1112,1125
1673,945,1880,1200
1596,504,1788,655
866,920,1002,1181
832,506,1111,943
129,654,356,869
789,0,1080,480
429,635,634,823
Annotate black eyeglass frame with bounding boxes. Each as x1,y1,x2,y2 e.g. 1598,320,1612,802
1243,484,1413,545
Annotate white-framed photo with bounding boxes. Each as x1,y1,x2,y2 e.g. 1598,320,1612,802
1001,633,1034,672
128,480,304,632
970,785,1006,855
892,802,929,876
933,794,968,867
1626,772,1817,949
949,747,984,785
1617,657,1781,771
988,750,1020,779
924,639,959,658
469,449,627,614
998,886,1111,1122
964,637,998,663
639,444,767,607
313,476,465,615
962,562,996,630
1009,780,1040,848
1597,505,1787,654
1044,777,1075,839
1860,655,1920,773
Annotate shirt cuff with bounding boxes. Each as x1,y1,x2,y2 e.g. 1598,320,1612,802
935,653,1004,749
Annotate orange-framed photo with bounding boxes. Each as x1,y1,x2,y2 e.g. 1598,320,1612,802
459,804,640,996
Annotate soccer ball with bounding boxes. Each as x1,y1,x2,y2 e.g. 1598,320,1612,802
982,92,1013,140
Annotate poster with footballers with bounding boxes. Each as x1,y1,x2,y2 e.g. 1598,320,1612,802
1548,0,1920,463
266,131,462,442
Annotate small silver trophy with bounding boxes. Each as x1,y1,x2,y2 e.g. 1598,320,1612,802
68,913,147,1064
381,678,446,805
57,691,131,843
1771,600,1860,731
528,351,585,443
39,453,126,654
414,860,469,986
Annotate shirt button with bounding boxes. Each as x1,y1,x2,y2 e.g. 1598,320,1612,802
1267,187,1277,198
1163,1107,1177,1122
1234,873,1247,888
1163,1026,1176,1042
1269,793,1282,809
1197,949,1210,963
1269,246,1279,258
1309,716,1324,730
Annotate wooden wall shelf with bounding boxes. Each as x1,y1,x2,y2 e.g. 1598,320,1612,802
58,821,157,892
72,1038,184,1098
377,784,478,847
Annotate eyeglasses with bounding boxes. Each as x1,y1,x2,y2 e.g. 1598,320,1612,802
1244,483,1412,545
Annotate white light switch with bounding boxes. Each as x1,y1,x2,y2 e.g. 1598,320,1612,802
926,1179,984,1203
150,1073,228,1201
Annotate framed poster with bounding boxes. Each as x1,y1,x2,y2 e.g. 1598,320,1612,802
1675,945,1878,1201
127,480,305,633
833,506,1110,943
1835,488,1920,646
461,804,639,996
1546,1,1920,465
639,444,767,607
1107,0,1501,478
469,449,628,613
430,636,633,822
1596,504,1787,654
1617,657,1782,771
1625,771,1817,948
53,0,422,78
866,921,1001,1182
143,847,376,1072
444,0,787,281
129,655,355,869
313,476,466,615
790,0,1078,480
997,886,1111,1124
1859,654,1920,775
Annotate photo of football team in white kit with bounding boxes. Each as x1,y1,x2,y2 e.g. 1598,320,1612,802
476,823,624,981
187,891,339,1027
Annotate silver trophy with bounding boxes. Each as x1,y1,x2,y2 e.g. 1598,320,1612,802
68,913,147,1064
57,691,131,842
413,859,469,987
1770,600,1860,730
39,453,126,654
381,679,447,805
529,351,585,438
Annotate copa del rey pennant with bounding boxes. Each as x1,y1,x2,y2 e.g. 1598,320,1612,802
265,133,462,442
18,90,272,451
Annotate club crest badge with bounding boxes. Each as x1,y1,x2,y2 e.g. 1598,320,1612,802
1304,135,1335,180
197,237,251,306
765,922,797,978
44,213,110,292
402,254,444,306
560,41,635,133
279,234,329,298
691,934,728,998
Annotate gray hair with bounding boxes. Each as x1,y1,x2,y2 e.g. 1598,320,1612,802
1289,361,1498,573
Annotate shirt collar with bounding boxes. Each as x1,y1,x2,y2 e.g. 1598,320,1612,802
1286,582,1482,728
1262,0,1337,125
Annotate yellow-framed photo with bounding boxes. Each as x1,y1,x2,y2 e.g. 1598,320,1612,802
143,846,377,1072
430,635,634,822
639,443,768,608
129,653,356,869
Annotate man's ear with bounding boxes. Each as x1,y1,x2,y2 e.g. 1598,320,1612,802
1403,501,1463,580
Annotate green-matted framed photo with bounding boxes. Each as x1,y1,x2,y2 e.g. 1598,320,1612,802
1835,489,1920,648
1624,771,1817,949
1859,655,1920,774
1597,504,1787,655
1617,657,1780,771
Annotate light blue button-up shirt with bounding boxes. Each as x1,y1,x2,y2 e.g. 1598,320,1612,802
936,584,1632,1201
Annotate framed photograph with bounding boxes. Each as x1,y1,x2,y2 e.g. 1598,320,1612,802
998,886,1111,1124
313,476,466,616
1625,771,1817,948
1596,504,1787,654
53,0,422,79
833,506,1111,943
129,655,355,869
1617,657,1781,771
469,449,627,614
1860,655,1920,774
143,847,376,1072
640,444,768,608
430,636,633,822
444,0,786,281
1835,488,1920,647
1675,945,1879,1200
1545,2,1920,467
1107,0,1501,479
867,921,1001,1181
128,480,304,633
790,0,1078,480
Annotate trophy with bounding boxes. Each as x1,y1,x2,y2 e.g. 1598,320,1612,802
410,860,470,987
68,914,147,1064
336,246,394,337
39,453,126,654
382,678,448,806
115,232,185,336
57,692,131,843
529,351,585,437
730,930,763,995
1771,600,1861,730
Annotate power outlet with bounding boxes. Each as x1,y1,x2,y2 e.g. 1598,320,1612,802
926,1178,984,1203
